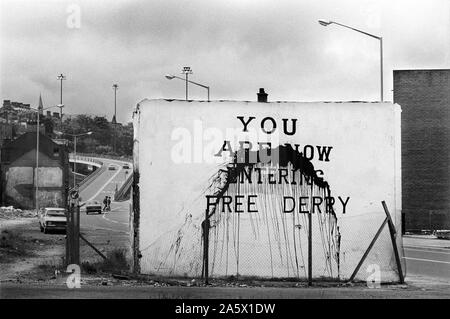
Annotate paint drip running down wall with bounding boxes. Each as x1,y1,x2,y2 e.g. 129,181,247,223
158,144,341,279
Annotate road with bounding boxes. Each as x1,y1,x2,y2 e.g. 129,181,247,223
403,235,450,284
78,157,131,236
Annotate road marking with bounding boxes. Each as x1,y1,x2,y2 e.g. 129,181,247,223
102,213,128,225
404,247,450,255
87,168,122,202
403,257,450,264
404,244,450,251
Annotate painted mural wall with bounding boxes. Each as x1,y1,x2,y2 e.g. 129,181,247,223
133,99,402,282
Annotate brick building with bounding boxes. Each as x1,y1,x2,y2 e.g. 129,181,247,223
393,69,450,231
0,132,69,209
0,99,33,123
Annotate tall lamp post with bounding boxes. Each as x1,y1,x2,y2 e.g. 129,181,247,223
112,84,118,123
31,103,61,213
66,132,93,188
112,84,118,154
181,67,193,100
57,74,66,125
165,73,210,101
318,19,384,102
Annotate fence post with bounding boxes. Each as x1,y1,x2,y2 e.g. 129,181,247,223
308,208,312,286
382,201,405,284
65,204,72,266
202,211,210,285
66,190,80,266
73,203,80,266
79,233,107,260
348,217,388,282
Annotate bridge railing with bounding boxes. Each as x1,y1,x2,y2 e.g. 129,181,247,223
70,152,132,164
114,173,133,201
68,153,133,200
69,154,103,168
68,155,104,193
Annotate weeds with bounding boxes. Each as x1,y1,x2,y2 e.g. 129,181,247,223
81,248,129,274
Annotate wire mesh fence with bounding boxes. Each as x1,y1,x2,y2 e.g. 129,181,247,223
138,162,405,283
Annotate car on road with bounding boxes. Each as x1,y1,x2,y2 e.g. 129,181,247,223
108,164,116,170
38,208,67,234
85,200,102,214
122,164,130,169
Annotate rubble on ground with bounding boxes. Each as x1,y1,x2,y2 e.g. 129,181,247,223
0,206,35,219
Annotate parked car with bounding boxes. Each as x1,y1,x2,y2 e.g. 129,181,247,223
38,207,67,234
85,200,102,215
108,164,116,170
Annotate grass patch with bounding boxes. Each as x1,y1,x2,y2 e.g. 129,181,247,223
81,248,129,274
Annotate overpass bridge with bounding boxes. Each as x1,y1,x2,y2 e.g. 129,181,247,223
68,154,132,200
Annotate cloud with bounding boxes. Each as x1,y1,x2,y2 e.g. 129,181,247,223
0,0,449,122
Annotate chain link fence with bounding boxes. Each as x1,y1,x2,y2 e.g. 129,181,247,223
138,163,405,283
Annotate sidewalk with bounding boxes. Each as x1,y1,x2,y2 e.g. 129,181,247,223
1,280,450,299
402,235,450,249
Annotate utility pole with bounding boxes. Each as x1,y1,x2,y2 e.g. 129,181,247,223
112,84,118,154
57,74,66,125
34,97,59,214
181,67,192,100
73,135,77,188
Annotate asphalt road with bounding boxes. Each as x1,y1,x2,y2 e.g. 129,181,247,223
78,157,131,235
403,235,450,283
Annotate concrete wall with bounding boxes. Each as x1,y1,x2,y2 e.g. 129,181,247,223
394,69,450,230
133,99,402,282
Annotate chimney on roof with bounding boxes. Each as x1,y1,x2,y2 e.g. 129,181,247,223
257,88,268,102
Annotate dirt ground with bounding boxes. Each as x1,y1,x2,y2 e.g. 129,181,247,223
0,217,66,282
0,216,129,283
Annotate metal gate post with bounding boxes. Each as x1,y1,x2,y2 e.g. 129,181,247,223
73,203,80,266
65,204,73,266
202,211,210,285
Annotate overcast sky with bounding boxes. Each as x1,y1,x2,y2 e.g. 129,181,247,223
1,0,449,123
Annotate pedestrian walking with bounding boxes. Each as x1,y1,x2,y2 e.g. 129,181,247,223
103,196,108,212
107,196,111,211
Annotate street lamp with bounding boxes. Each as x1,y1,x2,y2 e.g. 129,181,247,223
112,84,118,154
182,67,193,100
66,131,93,188
165,73,210,101
57,74,66,125
318,19,384,101
29,103,61,213
112,84,118,123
